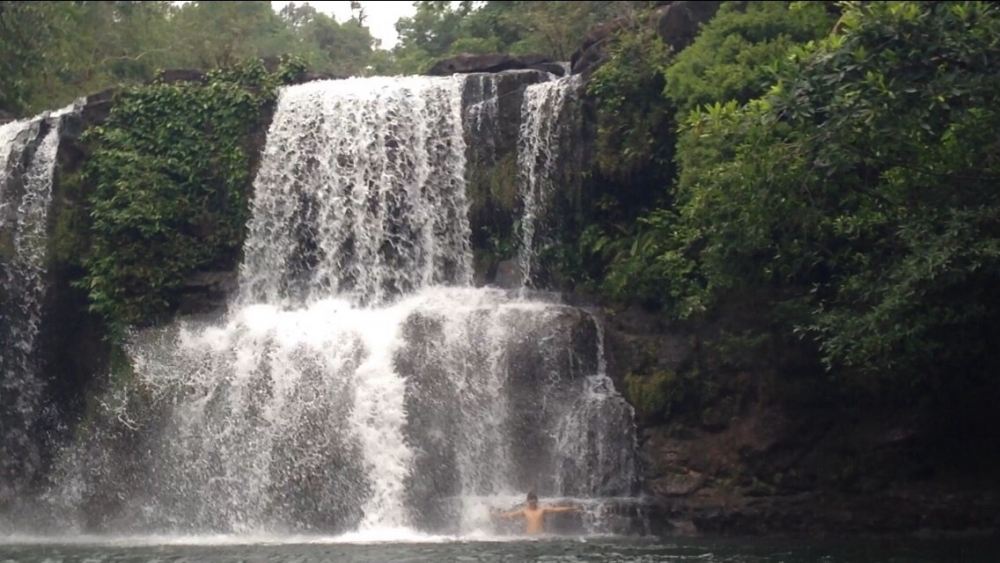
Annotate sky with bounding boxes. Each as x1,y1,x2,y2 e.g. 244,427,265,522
271,1,417,49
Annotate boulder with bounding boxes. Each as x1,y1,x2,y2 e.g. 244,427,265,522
176,270,238,315
81,88,116,128
656,1,722,52
570,18,628,75
427,53,557,76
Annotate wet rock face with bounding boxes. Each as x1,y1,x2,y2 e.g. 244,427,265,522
428,53,559,76
655,1,722,52
461,70,550,286
175,270,238,315
600,297,1000,536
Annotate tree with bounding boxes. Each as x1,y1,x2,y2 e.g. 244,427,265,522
665,1,834,116
0,1,380,116
390,1,642,74
667,1,1000,388
0,1,177,115
171,1,294,69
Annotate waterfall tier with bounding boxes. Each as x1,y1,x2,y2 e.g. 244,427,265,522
239,77,472,307
54,288,634,534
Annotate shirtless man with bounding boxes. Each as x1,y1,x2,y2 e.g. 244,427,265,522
493,491,580,535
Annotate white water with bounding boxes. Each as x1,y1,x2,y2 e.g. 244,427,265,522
0,104,75,502
239,77,472,307
25,75,635,538
466,74,499,153
516,75,580,287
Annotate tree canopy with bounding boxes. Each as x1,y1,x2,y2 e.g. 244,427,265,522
0,1,641,117
0,1,376,117
391,1,642,73
585,1,1000,395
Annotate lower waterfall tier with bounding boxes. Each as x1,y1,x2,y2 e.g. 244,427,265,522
42,288,636,535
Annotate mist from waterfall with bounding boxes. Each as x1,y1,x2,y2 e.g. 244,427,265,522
19,74,635,538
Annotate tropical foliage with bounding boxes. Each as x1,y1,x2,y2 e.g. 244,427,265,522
0,1,374,117
590,1,1000,390
391,1,645,73
80,59,303,331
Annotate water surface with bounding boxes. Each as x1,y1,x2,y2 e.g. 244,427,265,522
2,535,998,562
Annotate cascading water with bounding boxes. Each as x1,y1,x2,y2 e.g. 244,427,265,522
516,75,581,288
465,74,499,160
0,104,75,507
238,77,472,307
28,73,635,538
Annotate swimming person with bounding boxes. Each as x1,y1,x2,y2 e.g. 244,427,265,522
492,491,580,535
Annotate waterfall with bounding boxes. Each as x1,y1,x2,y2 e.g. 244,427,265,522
516,75,580,288
0,104,75,504
34,74,634,537
238,77,471,307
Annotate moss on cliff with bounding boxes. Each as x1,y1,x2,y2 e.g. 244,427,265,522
78,58,304,333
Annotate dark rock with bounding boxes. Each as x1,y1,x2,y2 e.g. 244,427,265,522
462,69,551,285
531,62,568,77
655,1,722,52
176,270,238,315
570,1,721,75
570,18,628,75
650,470,706,497
427,53,556,76
298,71,345,84
0,110,14,125
493,259,522,289
81,89,116,128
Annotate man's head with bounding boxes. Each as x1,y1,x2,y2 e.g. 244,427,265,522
526,491,538,509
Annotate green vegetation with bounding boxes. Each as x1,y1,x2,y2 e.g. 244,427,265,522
665,1,833,116
581,1,832,309
0,1,644,117
588,23,673,182
625,367,720,423
391,1,645,74
0,1,375,117
80,58,303,332
583,1,1000,399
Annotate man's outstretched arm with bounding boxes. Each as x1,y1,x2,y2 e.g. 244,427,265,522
543,505,581,514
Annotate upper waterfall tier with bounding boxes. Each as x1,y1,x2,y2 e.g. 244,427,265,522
238,77,472,307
